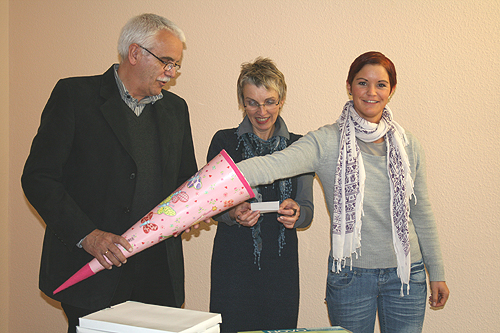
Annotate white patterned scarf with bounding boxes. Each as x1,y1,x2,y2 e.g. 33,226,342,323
333,100,415,295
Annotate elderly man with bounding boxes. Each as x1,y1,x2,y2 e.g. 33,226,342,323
22,13,198,333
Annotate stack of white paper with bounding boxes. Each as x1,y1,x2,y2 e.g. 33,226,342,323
76,301,221,333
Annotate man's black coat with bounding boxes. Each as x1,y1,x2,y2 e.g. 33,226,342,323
22,66,198,310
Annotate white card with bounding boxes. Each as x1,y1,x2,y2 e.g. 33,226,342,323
250,201,280,213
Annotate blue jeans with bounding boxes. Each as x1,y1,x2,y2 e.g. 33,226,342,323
325,257,427,333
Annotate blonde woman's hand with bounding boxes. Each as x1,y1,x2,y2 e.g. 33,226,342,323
277,198,300,229
230,202,260,227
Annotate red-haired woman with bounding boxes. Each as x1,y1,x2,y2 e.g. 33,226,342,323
237,51,449,333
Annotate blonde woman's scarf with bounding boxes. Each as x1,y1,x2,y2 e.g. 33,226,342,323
333,100,414,295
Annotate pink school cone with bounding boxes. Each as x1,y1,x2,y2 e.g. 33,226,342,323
53,150,254,294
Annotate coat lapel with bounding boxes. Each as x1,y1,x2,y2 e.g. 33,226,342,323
153,98,174,173
98,66,179,177
99,66,135,158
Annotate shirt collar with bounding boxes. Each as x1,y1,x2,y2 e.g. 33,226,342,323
113,64,163,107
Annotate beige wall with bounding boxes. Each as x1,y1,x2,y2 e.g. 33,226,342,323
6,0,500,332
1,0,9,332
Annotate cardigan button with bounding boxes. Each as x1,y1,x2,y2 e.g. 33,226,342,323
129,173,136,180
124,207,130,214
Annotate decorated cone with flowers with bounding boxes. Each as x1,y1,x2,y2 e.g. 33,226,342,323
53,150,254,294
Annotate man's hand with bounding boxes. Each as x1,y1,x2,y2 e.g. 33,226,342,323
81,229,133,270
181,221,203,235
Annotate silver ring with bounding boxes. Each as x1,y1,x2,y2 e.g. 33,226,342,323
104,250,109,255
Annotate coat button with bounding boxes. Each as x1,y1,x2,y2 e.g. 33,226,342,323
130,173,136,180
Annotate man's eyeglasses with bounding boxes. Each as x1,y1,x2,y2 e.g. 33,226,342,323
139,45,181,72
243,99,280,112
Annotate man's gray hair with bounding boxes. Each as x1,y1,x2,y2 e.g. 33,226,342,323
117,13,185,62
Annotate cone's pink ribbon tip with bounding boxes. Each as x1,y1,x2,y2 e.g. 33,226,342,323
53,263,95,294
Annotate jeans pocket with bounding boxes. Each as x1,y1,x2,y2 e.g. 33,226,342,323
327,269,356,290
409,261,426,284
